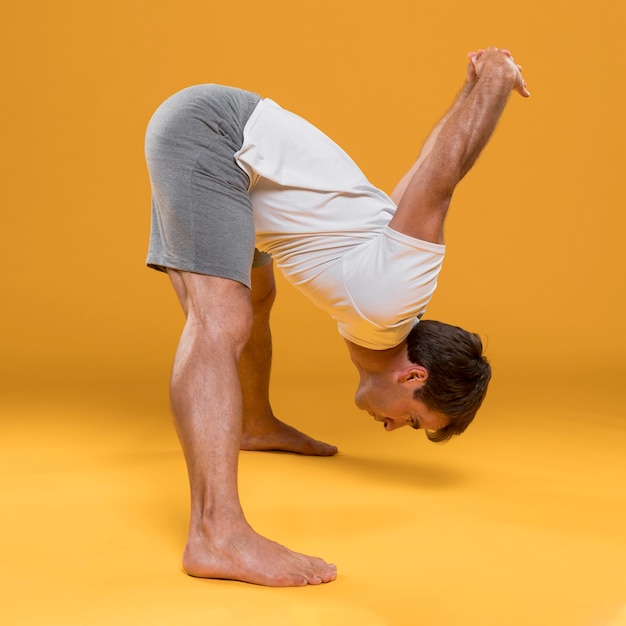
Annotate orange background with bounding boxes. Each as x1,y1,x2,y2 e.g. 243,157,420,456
2,2,625,625
2,0,625,387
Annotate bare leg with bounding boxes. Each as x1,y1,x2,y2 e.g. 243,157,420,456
167,269,337,586
238,261,338,456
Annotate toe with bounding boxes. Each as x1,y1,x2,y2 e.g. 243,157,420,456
312,440,338,456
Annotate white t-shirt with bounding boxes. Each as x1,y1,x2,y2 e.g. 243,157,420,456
234,98,445,350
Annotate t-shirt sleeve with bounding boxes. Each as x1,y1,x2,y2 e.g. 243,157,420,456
337,226,446,349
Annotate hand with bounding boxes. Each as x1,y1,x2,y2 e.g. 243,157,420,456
467,47,531,98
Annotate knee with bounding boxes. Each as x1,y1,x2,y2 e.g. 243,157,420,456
186,294,253,355
212,302,253,350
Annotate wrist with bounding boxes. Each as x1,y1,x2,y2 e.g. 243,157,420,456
479,60,518,94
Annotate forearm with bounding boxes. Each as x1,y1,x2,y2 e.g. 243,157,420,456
390,78,474,204
387,50,525,244
424,65,516,195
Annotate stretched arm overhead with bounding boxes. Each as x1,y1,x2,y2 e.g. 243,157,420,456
389,47,530,244
390,58,479,205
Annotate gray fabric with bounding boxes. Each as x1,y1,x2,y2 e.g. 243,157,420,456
145,84,262,287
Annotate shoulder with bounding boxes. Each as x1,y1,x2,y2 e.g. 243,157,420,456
342,227,445,326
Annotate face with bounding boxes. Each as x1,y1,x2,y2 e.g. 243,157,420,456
354,371,448,433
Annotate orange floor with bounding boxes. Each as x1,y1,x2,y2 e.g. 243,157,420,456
1,373,625,626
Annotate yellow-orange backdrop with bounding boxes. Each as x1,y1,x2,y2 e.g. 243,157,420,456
1,0,625,389
2,3,626,625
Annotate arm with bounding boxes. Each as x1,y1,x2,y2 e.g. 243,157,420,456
388,47,529,244
390,60,478,205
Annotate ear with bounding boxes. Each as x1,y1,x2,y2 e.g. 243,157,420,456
397,366,429,386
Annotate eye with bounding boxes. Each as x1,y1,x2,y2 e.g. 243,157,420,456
410,416,420,430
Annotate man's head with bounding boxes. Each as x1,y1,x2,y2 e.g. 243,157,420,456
406,320,491,443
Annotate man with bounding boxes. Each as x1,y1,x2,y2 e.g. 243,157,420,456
144,47,529,587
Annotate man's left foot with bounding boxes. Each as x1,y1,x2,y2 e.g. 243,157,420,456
240,416,338,456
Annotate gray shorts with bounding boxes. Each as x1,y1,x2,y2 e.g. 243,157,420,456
145,84,269,288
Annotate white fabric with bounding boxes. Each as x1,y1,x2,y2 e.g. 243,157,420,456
234,98,445,350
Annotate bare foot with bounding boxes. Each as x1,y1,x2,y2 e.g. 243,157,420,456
240,415,338,456
183,521,337,586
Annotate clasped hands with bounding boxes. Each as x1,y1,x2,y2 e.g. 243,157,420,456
468,47,531,98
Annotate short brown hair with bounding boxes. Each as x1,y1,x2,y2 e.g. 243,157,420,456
406,320,491,443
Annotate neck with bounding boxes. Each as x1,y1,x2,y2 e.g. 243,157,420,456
345,339,409,375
